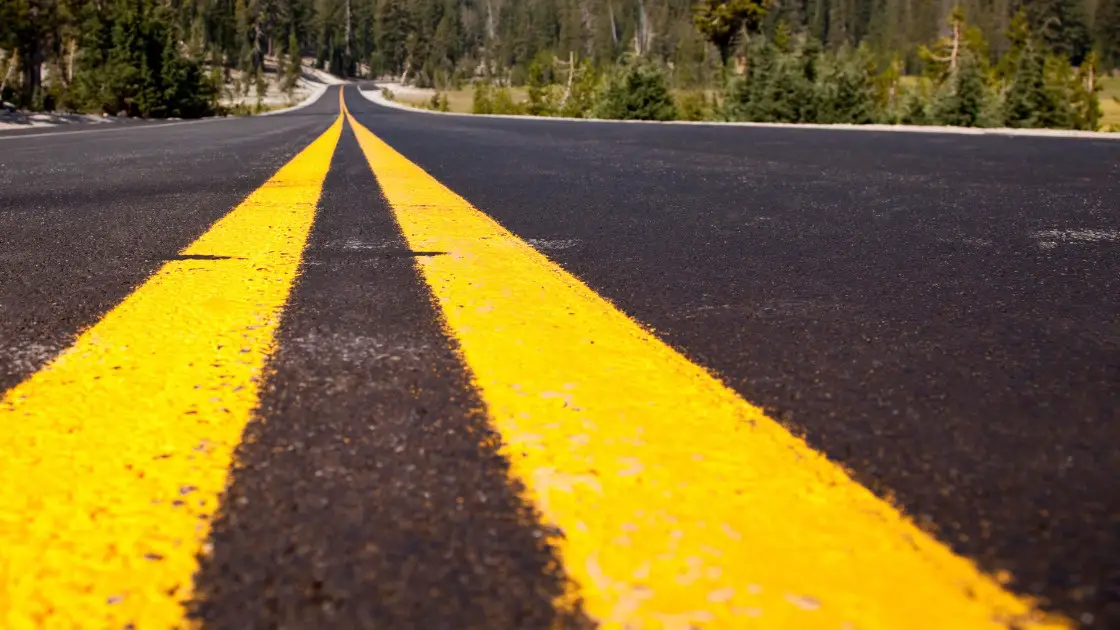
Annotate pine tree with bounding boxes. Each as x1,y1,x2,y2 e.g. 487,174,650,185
1002,37,1047,127
1036,52,1078,128
285,30,302,93
996,10,1031,84
723,35,777,120
592,56,677,120
693,0,770,64
931,48,993,127
525,50,555,115
816,43,878,123
558,58,599,118
1096,0,1120,69
1025,0,1092,65
1071,50,1102,130
1001,37,1080,129
897,79,934,125
918,7,988,82
472,80,494,113
374,0,410,76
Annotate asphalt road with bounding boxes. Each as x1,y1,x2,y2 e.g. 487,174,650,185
1,85,1117,629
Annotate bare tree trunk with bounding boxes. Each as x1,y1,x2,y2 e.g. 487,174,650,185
253,22,263,70
559,51,575,109
635,0,649,55
485,0,496,40
608,1,619,46
345,0,352,66
66,39,76,84
579,0,594,55
950,18,959,72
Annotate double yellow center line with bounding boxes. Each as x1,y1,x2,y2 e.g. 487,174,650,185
0,88,1066,629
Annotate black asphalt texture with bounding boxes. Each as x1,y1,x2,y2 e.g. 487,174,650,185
2,84,1118,628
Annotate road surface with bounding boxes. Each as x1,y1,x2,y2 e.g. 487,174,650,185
1,85,1117,630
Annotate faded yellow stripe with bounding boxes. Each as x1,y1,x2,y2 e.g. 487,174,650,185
344,106,1068,629
0,107,343,628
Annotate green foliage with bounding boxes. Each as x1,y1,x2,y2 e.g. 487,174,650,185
69,0,218,118
1001,25,1100,130
2,0,1111,132
725,36,801,122
558,59,600,118
693,0,771,63
1002,39,1051,128
472,81,525,115
816,44,879,124
917,7,989,82
895,79,935,125
592,57,678,121
428,91,450,111
1025,0,1092,65
930,49,996,127
472,81,493,114
285,32,303,94
1072,52,1103,131
724,35,878,124
490,85,525,115
676,90,714,120
1098,0,1120,69
525,51,557,116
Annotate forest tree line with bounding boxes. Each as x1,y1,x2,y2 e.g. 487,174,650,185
1,0,1117,127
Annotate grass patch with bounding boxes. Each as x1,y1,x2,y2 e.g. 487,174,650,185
391,86,526,114
1099,74,1120,131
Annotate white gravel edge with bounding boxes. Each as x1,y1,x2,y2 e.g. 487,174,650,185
256,82,331,116
359,86,1119,141
1,82,337,140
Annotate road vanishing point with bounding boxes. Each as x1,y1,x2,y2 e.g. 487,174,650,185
0,85,1117,630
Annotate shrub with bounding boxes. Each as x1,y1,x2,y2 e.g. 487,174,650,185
472,82,492,114
677,91,714,121
592,57,678,121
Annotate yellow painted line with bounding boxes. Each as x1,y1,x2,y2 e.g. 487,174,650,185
0,99,343,628
344,103,1069,630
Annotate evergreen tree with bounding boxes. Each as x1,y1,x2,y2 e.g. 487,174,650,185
816,43,878,123
1001,36,1082,129
931,48,994,127
592,56,678,120
1002,37,1048,127
1095,0,1120,69
693,0,770,63
726,34,879,124
558,58,600,117
525,50,556,115
472,80,493,113
1,0,1110,132
1071,51,1102,130
724,35,779,120
897,79,934,125
285,30,302,93
1024,0,1092,65
1036,52,1078,128
996,10,1032,84
490,84,524,114
918,7,988,82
